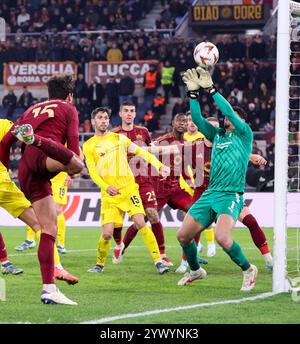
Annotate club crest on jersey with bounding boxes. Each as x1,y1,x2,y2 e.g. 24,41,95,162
136,134,143,140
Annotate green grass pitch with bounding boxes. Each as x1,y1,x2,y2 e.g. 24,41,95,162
0,227,299,324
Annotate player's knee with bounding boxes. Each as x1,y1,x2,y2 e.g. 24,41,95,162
67,156,84,175
102,233,113,241
177,229,189,245
215,232,230,248
145,208,159,224
41,222,58,237
135,221,145,230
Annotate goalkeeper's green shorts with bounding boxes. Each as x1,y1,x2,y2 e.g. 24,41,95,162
188,190,244,228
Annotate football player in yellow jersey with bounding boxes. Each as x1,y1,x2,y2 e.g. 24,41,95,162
50,171,70,254
83,107,170,274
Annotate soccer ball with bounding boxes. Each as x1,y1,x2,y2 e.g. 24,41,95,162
193,42,219,69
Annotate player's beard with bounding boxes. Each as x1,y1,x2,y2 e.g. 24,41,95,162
98,125,108,133
125,118,133,125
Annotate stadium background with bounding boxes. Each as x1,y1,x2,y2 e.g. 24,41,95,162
0,0,300,325
0,0,281,190
0,0,297,226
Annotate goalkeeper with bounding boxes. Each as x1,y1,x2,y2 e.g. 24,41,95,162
177,67,257,291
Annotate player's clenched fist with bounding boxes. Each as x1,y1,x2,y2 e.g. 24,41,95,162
106,186,120,196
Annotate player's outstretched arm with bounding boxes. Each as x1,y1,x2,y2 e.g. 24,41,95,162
212,92,248,134
128,143,163,172
196,67,250,136
82,143,110,191
145,144,181,156
182,68,218,142
250,154,267,166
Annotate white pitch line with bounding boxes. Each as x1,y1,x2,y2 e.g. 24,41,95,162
10,244,282,257
9,245,264,257
80,292,275,324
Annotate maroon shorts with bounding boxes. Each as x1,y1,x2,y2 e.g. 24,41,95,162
18,146,54,203
138,182,158,209
156,187,193,213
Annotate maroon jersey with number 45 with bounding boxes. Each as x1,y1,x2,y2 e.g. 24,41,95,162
17,98,80,155
0,98,80,168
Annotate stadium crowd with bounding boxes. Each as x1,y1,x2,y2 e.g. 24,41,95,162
0,0,191,33
0,31,283,190
1,0,298,192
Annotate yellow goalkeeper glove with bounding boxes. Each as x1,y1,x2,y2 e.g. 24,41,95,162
182,68,202,91
196,67,214,89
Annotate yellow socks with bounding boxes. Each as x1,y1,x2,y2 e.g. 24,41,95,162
204,227,215,244
57,214,66,248
26,226,36,241
139,225,161,264
96,234,111,266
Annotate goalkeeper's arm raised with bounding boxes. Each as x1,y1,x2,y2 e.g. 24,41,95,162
196,66,251,137
182,68,218,142
212,92,249,135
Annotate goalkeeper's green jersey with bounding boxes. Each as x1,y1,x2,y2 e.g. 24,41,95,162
190,93,253,193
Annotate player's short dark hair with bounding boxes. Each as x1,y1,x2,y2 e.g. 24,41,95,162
185,110,191,116
120,100,136,110
91,107,111,119
233,106,248,121
207,116,219,123
173,113,187,121
47,74,75,100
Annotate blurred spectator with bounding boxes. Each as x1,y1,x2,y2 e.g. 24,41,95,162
106,42,123,62
244,81,258,103
2,90,17,120
77,97,92,124
83,119,92,133
88,77,105,108
143,64,161,113
106,78,120,117
119,69,135,103
230,87,243,104
18,86,34,110
152,93,166,118
161,60,175,103
172,98,188,118
229,36,246,60
17,6,30,30
144,108,159,131
264,119,275,145
75,73,89,99
249,34,267,60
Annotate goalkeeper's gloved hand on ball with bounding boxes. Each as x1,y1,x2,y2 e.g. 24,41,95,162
182,68,201,91
196,67,213,89
182,67,217,99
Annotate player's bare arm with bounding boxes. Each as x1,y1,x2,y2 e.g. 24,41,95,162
250,154,267,166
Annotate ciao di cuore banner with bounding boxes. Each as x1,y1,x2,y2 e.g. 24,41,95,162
1,192,299,228
87,60,159,86
3,61,78,89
